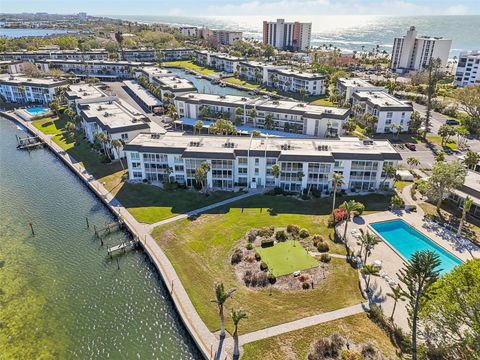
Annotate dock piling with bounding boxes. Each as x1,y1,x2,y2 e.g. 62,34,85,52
29,222,35,236
116,258,120,270
86,217,89,228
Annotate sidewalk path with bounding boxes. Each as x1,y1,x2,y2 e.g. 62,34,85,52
401,184,425,218
237,303,368,345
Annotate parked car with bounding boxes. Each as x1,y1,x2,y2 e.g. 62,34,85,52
431,146,441,155
444,148,453,155
405,143,416,151
446,119,459,125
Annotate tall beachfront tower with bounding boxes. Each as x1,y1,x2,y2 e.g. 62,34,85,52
262,19,312,51
390,26,452,74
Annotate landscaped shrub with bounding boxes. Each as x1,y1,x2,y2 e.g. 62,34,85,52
244,254,256,263
299,228,310,238
275,230,287,242
302,282,310,290
267,272,276,284
327,214,336,228
317,242,330,253
261,238,274,248
312,234,323,246
258,226,275,238
286,224,300,236
246,229,258,242
243,270,253,286
341,349,362,360
360,343,381,360
320,254,331,263
260,261,268,271
308,333,344,360
333,208,347,222
231,248,243,265
298,273,310,282
312,188,322,198
253,272,269,287
354,203,365,216
255,252,261,261
246,243,253,250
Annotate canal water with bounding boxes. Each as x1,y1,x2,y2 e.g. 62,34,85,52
168,68,250,97
0,118,201,359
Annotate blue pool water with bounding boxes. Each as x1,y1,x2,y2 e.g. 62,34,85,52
26,107,50,116
370,219,462,274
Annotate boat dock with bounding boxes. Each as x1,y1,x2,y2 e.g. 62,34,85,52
107,239,138,257
16,134,44,150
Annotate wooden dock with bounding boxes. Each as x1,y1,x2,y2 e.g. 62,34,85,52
107,239,138,257
16,134,44,150
94,220,124,238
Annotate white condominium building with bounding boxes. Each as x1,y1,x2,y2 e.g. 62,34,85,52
124,132,400,193
390,26,452,74
0,73,68,104
199,28,243,45
237,61,325,95
174,93,350,138
263,19,312,51
0,49,109,62
179,27,199,37
351,91,413,133
193,50,244,73
455,51,480,87
135,66,197,98
336,78,386,101
64,83,112,111
119,48,157,62
159,48,194,61
78,99,157,159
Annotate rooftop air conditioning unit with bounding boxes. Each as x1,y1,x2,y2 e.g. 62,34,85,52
363,140,374,145
104,112,109,117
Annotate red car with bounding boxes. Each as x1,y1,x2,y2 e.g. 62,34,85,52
405,143,416,151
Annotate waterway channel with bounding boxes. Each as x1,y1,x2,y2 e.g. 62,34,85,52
0,118,201,359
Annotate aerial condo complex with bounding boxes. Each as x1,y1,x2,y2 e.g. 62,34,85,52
0,4,479,360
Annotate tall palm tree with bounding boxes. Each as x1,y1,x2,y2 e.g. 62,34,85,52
271,163,280,187
387,285,405,321
457,196,473,236
339,200,364,241
331,172,345,214
211,283,236,337
248,109,257,127
380,164,397,190
115,31,124,60
231,308,248,357
111,139,124,169
264,113,273,130
357,231,380,263
362,264,379,290
194,120,203,134
407,157,420,171
94,132,111,161
398,250,441,360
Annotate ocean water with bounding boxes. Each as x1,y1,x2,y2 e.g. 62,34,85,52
0,118,201,359
0,28,74,38
110,15,480,57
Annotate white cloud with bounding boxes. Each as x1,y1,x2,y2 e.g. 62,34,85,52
167,7,184,16
444,5,468,15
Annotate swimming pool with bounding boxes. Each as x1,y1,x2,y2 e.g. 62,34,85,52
370,219,462,274
26,107,50,116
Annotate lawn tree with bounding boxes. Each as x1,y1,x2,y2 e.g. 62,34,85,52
357,231,380,263
210,119,237,135
457,196,473,236
380,163,397,190
211,283,236,338
110,139,124,169
387,285,405,321
65,121,75,140
398,250,441,360
339,200,364,242
94,132,111,161
271,163,280,187
115,31,124,60
390,123,402,138
361,264,380,291
420,260,480,359
463,150,480,170
194,120,203,134
264,44,275,60
408,111,423,135
455,125,469,148
385,80,397,95
407,156,420,170
331,172,345,214
423,58,443,138
343,119,356,134
434,150,445,163
248,109,257,127
452,84,480,126
438,124,456,146
165,166,173,184
264,112,273,130
194,161,210,193
425,161,467,213
231,308,248,357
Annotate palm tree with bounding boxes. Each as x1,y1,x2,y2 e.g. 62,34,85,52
194,120,203,134
271,163,280,186
358,231,380,263
248,109,257,127
406,156,420,171
167,104,178,121
457,196,473,236
94,132,111,161
65,121,75,139
398,250,441,360
380,164,397,191
231,308,248,357
111,139,124,169
387,285,405,321
115,31,124,60
211,283,236,337
339,200,364,241
362,264,379,290
331,172,345,214
463,150,480,170
264,113,273,130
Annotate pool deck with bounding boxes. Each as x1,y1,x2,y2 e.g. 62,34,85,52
337,203,479,330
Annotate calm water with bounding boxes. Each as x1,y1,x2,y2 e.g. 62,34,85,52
169,68,250,96
0,28,74,38
113,15,480,57
371,219,462,274
0,118,201,359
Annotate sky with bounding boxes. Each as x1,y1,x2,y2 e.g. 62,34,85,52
0,0,479,16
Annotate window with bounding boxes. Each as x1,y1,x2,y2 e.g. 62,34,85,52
238,157,248,165
130,152,140,160
255,158,259,166
121,133,129,140
386,112,393,118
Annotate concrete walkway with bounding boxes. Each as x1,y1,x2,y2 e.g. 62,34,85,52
237,303,368,345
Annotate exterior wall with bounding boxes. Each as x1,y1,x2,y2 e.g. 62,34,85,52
262,19,311,51
455,51,480,87
0,82,59,104
125,149,398,192
37,61,135,80
120,50,157,62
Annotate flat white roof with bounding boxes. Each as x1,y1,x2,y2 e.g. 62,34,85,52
0,73,67,86
123,80,162,107
353,90,412,109
65,83,108,100
338,77,380,88
81,100,147,130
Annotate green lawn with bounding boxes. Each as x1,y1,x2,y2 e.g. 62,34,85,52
32,116,67,135
152,194,390,334
162,60,217,75
309,98,336,106
115,183,239,223
256,241,319,277
426,135,458,150
242,313,400,360
395,180,413,191
222,77,259,89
